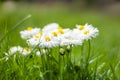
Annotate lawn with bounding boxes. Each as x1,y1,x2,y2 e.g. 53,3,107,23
0,2,120,80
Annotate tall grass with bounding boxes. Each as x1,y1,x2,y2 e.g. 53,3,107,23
0,3,120,80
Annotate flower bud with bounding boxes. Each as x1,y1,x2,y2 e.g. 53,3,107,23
59,48,65,56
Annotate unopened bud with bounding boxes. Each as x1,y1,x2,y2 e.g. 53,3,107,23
59,48,65,56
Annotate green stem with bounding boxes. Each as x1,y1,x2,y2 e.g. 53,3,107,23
86,40,91,67
66,45,72,80
49,49,52,80
59,53,61,80
85,40,91,79
39,48,44,72
80,44,84,65
62,55,65,79
58,46,62,80
79,44,84,79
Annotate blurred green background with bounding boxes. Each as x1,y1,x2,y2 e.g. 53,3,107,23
0,0,120,64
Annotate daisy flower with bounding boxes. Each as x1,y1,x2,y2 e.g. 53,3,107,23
20,27,40,40
22,47,31,56
8,46,31,56
50,27,71,42
5,46,23,60
42,23,59,33
39,34,59,48
60,29,83,46
9,46,23,55
76,23,99,40
76,24,85,31
27,32,42,47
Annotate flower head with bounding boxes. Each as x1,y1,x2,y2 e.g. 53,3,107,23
39,34,59,48
60,29,83,46
76,23,99,41
22,47,31,56
8,46,31,56
9,46,23,55
42,23,59,33
27,33,41,47
20,27,40,40
81,24,99,40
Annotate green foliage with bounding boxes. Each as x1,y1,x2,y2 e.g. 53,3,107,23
0,3,120,80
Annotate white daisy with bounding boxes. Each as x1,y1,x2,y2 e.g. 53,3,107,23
9,46,23,55
76,24,85,31
76,23,99,40
22,47,31,56
8,46,31,56
60,29,83,46
42,23,59,33
39,34,59,48
20,27,40,40
27,32,42,47
50,27,71,42
82,24,99,40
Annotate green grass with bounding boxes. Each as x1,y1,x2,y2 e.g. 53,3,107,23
0,3,120,80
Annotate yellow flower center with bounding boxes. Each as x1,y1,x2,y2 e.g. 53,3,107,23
78,25,84,30
52,32,58,37
45,36,51,41
35,35,40,39
26,27,33,31
58,28,64,34
24,47,29,51
84,30,90,35
38,31,43,35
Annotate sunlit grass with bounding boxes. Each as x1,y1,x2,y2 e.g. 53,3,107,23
0,3,120,80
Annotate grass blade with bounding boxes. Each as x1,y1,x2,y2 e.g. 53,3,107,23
0,14,31,44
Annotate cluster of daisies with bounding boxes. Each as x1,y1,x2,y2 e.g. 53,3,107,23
6,23,99,57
